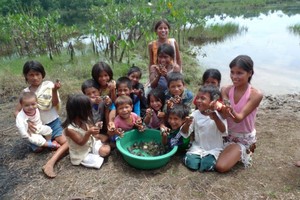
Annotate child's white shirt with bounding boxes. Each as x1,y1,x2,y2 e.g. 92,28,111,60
180,110,228,159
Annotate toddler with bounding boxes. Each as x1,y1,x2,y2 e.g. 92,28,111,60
16,92,60,151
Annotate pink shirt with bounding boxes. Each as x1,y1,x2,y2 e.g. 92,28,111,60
114,112,139,131
227,84,257,133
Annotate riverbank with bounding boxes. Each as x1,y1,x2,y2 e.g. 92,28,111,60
1,93,300,199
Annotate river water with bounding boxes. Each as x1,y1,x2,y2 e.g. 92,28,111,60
195,10,300,95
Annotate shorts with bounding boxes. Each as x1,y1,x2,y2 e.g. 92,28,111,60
81,140,104,169
224,130,256,167
183,153,216,172
46,117,63,140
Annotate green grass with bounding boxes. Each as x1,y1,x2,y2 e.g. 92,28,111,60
288,24,300,35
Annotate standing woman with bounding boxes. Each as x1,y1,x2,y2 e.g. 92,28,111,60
215,55,263,173
148,19,182,72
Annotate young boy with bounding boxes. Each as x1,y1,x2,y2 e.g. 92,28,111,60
161,104,190,152
163,72,194,113
81,79,111,142
16,92,60,152
180,85,227,172
127,65,147,118
107,77,144,139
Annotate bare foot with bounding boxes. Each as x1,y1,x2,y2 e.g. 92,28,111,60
42,164,56,178
295,161,300,167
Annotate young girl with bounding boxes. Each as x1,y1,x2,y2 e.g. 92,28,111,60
193,68,222,106
180,85,227,172
149,43,181,91
216,55,263,173
108,96,144,142
143,87,166,129
14,60,66,151
13,61,68,178
148,19,181,70
127,65,147,118
63,94,111,169
91,61,117,103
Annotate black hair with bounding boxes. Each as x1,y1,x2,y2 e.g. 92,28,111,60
157,43,175,60
91,61,113,83
115,95,133,108
19,91,37,104
167,104,190,119
167,72,184,87
202,68,221,86
147,87,165,109
154,19,171,31
62,94,93,129
116,76,132,90
229,55,254,83
23,60,46,82
127,64,142,78
81,79,100,94
199,85,221,101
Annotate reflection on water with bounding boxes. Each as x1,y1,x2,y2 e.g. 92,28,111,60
195,10,300,95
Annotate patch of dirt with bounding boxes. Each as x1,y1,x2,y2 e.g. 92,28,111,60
1,94,300,199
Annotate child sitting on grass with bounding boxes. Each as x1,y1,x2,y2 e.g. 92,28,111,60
81,79,111,140
161,104,190,152
181,85,227,172
16,92,60,151
63,94,111,169
108,96,145,142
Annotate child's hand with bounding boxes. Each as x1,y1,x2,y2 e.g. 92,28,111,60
116,128,124,137
107,122,116,132
27,120,36,136
209,100,224,111
88,126,100,136
166,100,174,109
132,88,142,97
95,121,103,130
157,111,165,118
108,80,116,91
53,79,61,91
135,118,145,132
103,96,112,107
92,96,103,104
185,116,194,126
146,108,153,117
160,125,170,136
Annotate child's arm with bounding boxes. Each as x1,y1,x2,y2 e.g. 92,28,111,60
52,80,61,107
65,126,99,146
180,116,193,136
209,112,226,133
108,80,117,102
148,42,154,71
143,108,152,126
174,40,182,69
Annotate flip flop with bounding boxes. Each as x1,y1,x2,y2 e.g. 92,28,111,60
47,140,61,150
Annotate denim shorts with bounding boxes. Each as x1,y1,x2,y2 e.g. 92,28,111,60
46,117,63,140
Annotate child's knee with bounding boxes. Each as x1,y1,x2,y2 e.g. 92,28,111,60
99,144,111,157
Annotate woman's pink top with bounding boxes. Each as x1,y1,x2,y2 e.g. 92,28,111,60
227,84,257,133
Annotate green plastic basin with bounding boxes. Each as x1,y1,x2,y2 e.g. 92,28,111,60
116,129,178,170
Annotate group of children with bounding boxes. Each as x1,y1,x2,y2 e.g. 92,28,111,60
14,19,264,178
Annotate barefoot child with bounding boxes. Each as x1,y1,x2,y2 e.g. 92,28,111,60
181,85,227,172
16,92,60,151
63,94,111,169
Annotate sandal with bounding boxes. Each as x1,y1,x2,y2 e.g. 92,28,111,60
47,140,61,150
